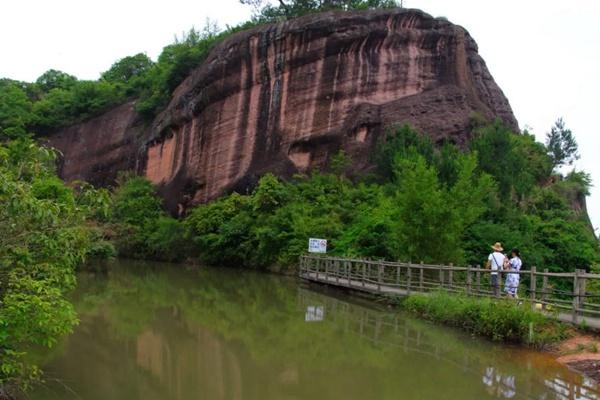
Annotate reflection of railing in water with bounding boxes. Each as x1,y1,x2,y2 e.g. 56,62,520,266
297,288,599,400
299,255,600,329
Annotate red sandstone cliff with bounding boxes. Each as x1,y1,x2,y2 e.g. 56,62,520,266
48,101,146,187
49,8,518,212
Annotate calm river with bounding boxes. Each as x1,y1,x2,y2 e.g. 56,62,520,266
30,260,598,400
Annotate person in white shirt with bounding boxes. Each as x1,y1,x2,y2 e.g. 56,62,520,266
504,248,522,298
486,242,507,297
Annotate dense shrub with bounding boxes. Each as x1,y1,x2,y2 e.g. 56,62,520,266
183,123,597,271
109,176,187,262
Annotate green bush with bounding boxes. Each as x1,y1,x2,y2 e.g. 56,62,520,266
0,139,94,391
402,292,568,347
85,227,117,260
109,176,187,262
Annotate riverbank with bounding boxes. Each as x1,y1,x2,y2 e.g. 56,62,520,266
397,291,570,347
394,291,600,383
555,335,600,382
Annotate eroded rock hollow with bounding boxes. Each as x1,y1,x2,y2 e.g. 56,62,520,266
49,8,518,213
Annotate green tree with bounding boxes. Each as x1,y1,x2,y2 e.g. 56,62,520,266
102,53,154,85
31,80,122,133
136,25,222,118
241,0,398,22
373,125,435,181
35,69,77,93
330,150,352,177
0,138,91,393
112,176,163,225
0,83,33,139
545,118,579,170
101,53,155,97
389,152,492,263
110,176,187,261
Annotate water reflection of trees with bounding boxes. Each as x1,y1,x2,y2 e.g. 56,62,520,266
32,262,599,400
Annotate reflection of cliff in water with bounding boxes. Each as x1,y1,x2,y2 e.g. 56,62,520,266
135,327,243,400
37,312,245,400
31,261,599,400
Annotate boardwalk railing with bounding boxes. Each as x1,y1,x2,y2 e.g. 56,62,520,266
299,255,600,326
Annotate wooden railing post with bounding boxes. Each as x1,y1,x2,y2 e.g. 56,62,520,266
496,268,501,298
407,264,412,295
466,265,472,295
542,269,549,305
396,264,401,287
476,265,481,294
419,261,424,291
347,261,351,285
362,262,366,288
315,258,320,280
448,263,453,290
580,270,587,318
378,263,383,292
572,269,580,324
325,259,329,281
439,265,444,289
530,266,537,309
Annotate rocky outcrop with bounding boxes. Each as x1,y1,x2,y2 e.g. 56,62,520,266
47,101,147,187
49,8,518,212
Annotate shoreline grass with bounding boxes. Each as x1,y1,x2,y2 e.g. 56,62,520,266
396,291,570,348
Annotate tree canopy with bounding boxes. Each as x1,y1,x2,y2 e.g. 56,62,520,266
546,117,580,170
240,0,398,21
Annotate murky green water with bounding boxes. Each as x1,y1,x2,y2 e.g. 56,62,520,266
30,260,598,400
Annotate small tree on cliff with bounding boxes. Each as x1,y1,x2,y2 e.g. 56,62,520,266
545,118,580,171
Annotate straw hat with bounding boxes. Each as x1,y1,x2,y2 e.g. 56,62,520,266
491,242,504,252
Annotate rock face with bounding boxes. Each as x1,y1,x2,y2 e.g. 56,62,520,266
47,101,146,187
49,8,518,213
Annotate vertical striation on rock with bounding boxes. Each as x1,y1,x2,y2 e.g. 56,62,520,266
48,9,518,213
47,101,147,187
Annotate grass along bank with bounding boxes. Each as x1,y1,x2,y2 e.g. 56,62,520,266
398,291,570,348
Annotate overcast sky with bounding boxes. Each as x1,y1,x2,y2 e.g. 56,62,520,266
1,0,598,232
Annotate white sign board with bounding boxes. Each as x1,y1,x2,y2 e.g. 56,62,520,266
305,306,324,322
308,238,327,253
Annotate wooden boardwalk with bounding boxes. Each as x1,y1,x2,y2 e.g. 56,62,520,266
299,255,600,330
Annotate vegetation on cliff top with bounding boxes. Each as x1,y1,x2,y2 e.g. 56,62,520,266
241,0,398,22
0,0,402,137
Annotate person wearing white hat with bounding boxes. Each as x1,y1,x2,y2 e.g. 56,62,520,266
486,242,507,297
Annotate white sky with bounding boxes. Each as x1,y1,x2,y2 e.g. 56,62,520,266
1,0,598,232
